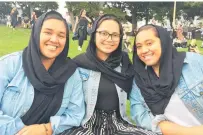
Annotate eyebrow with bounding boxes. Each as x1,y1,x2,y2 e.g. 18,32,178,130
98,30,120,34
136,39,153,45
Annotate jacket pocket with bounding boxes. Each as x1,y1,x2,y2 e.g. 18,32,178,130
4,83,20,102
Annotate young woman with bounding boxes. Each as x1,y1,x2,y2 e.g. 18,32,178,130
61,14,157,135
130,24,203,135
31,11,37,27
73,9,92,51
0,11,85,135
10,7,18,30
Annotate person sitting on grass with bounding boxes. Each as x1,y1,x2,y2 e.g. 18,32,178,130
60,14,158,135
0,11,85,135
130,24,203,135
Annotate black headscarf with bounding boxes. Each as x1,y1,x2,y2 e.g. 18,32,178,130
73,14,135,94
133,25,186,115
22,11,77,125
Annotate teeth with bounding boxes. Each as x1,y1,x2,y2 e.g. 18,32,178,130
144,55,153,60
47,45,57,50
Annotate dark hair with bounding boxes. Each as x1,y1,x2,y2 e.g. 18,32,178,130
79,9,85,18
43,12,69,33
96,15,123,36
136,25,158,38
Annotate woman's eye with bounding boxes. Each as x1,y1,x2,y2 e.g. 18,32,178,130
58,35,65,38
101,32,108,36
44,32,51,35
136,46,141,49
113,34,120,37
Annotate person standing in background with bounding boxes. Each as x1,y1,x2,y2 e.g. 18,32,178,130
73,9,92,51
64,12,72,32
31,11,37,27
10,7,18,30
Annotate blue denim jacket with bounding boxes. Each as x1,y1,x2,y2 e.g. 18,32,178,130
130,52,203,133
0,51,85,135
77,66,132,127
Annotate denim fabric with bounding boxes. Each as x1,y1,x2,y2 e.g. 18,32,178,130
130,52,203,133
0,51,85,135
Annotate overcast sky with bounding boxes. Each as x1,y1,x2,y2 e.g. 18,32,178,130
57,1,67,16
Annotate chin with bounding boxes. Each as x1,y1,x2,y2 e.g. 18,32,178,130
143,61,154,66
102,50,114,54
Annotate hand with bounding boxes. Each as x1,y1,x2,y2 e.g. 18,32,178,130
16,124,47,135
189,47,200,53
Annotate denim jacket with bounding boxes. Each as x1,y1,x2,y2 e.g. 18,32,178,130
78,66,132,126
0,51,85,135
130,52,203,133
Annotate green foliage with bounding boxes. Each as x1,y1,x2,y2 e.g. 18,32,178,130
65,2,102,17
65,2,126,21
17,2,59,17
182,2,203,20
149,2,184,25
0,2,12,17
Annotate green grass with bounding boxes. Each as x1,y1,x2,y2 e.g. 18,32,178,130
0,25,90,57
1,25,203,123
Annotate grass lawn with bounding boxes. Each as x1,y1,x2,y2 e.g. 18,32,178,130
1,25,203,123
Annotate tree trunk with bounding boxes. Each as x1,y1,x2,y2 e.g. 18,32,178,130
131,10,138,36
30,4,33,18
169,15,173,28
145,10,149,25
145,2,150,25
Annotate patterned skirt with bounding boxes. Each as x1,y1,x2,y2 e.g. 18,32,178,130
60,110,158,135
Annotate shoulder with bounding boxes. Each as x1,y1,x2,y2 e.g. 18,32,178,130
0,51,23,78
78,67,91,81
0,51,23,64
182,52,203,76
184,52,203,64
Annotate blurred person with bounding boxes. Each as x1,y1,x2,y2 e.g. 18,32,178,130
73,9,92,51
64,12,72,31
31,11,37,27
10,7,18,30
6,15,11,28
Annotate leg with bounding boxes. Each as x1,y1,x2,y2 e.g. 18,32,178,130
78,38,83,51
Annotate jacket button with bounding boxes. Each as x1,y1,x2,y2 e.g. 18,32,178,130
121,103,123,106
200,92,203,96
121,90,123,92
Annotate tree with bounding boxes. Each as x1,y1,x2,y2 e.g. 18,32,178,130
0,2,12,18
149,2,184,27
17,2,58,18
182,2,203,21
65,2,126,28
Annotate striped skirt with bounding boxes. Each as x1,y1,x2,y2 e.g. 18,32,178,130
60,110,158,135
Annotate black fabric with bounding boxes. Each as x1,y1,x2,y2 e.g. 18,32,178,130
95,74,119,111
73,14,135,94
133,24,186,115
77,17,88,40
11,10,18,28
22,11,77,125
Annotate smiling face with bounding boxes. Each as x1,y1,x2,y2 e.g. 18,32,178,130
95,19,120,60
39,19,67,61
135,29,161,68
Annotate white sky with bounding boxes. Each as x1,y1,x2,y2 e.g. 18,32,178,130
57,1,68,17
